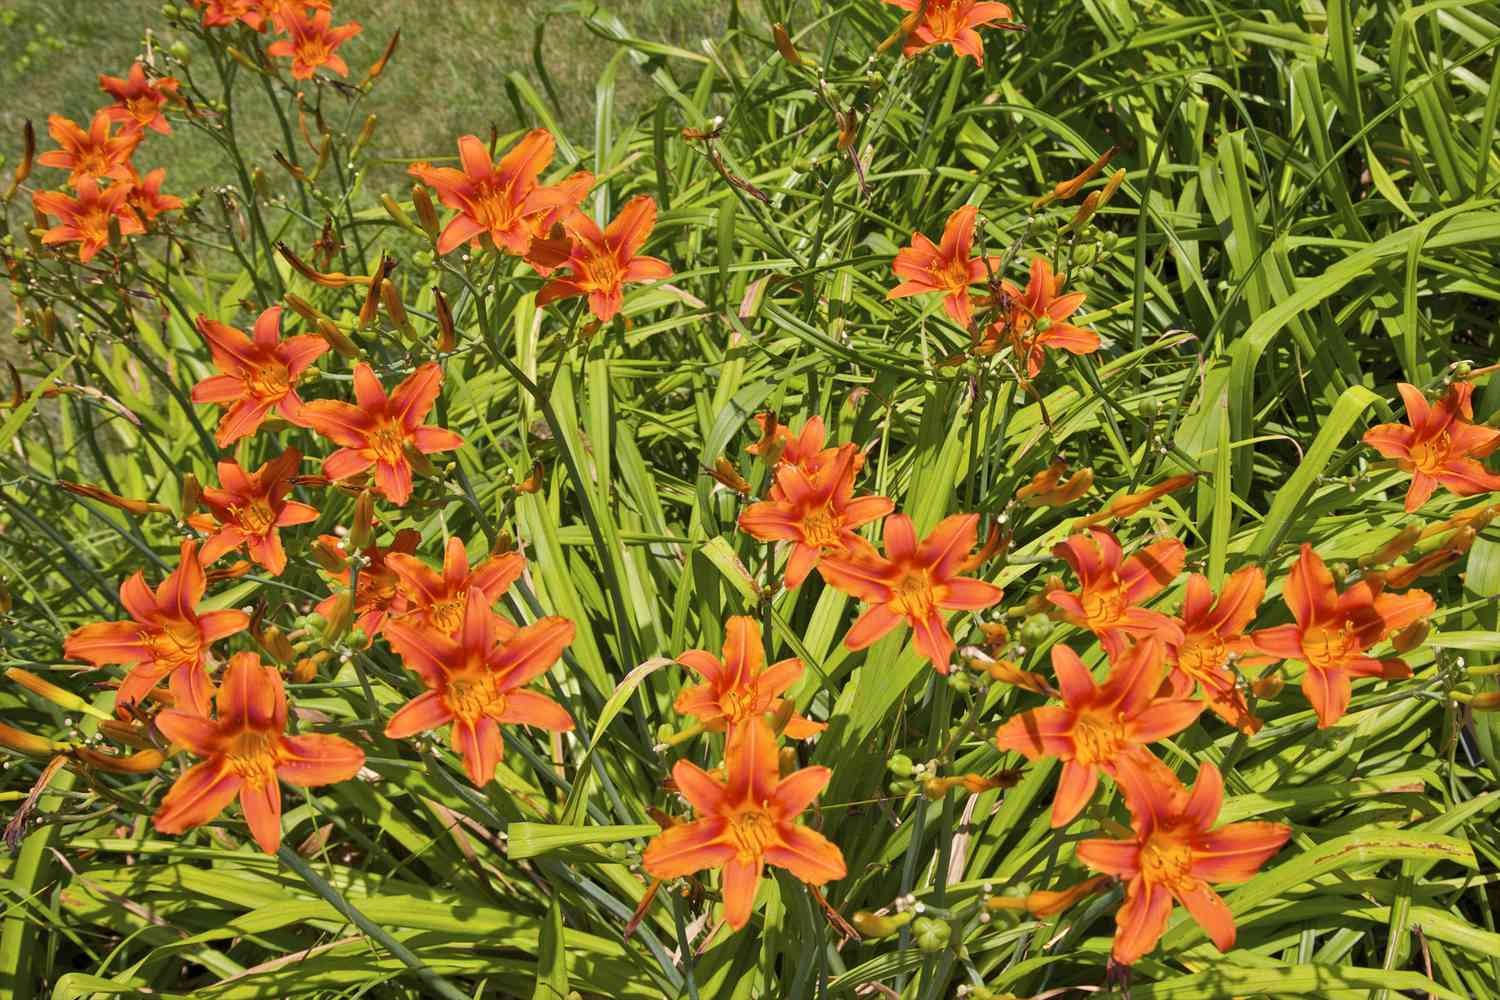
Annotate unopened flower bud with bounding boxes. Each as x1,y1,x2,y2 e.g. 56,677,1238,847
850,910,913,938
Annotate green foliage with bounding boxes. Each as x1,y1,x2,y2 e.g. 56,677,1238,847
1,1,1499,998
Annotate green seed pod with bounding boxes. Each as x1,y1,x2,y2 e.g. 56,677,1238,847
1019,616,1051,647
888,753,915,777
168,40,190,64
912,916,950,952
947,672,973,694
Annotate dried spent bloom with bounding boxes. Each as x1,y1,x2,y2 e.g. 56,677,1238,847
674,616,823,739
537,196,674,323
385,536,526,636
63,540,250,716
1363,382,1500,512
38,111,141,187
99,63,180,135
818,513,1004,671
410,130,589,257
1077,761,1291,964
738,444,894,588
993,639,1202,827
266,8,363,79
977,257,1100,377
33,177,144,262
1169,568,1265,734
189,449,318,576
1251,544,1433,728
1047,528,1185,657
882,0,1022,65
153,652,365,853
312,530,420,641
300,362,464,507
887,204,1001,329
190,306,329,448
642,718,845,929
384,590,575,785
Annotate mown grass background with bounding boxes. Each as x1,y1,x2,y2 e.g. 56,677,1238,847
3,1,1500,999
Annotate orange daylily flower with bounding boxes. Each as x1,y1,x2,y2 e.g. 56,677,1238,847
1046,528,1185,657
152,652,365,854
993,639,1202,827
978,257,1100,377
887,205,1000,329
313,529,420,640
409,130,591,257
99,63,180,135
537,196,674,323
1169,568,1265,734
258,0,332,31
124,168,185,223
642,718,845,929
818,513,1005,671
63,540,250,716
1362,382,1500,512
1017,460,1094,508
188,449,318,575
386,536,526,636
190,305,328,448
192,0,266,29
675,616,824,740
1077,761,1290,964
32,177,144,262
1251,544,1433,728
882,0,1022,64
384,590,575,785
738,444,894,588
38,111,142,187
300,362,464,507
266,8,362,79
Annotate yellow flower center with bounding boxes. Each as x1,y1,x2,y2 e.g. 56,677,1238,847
245,360,291,401
890,570,938,619
579,249,624,294
225,730,280,786
1080,575,1127,629
232,497,276,536
727,809,776,860
429,595,466,634
444,673,503,723
1300,622,1359,670
936,254,973,296
146,619,202,667
126,96,160,123
1409,432,1451,474
1176,633,1227,680
77,204,116,246
719,686,756,722
1069,709,1126,765
924,0,966,40
800,507,842,548
294,37,334,67
367,420,408,464
469,182,525,233
1139,829,1193,888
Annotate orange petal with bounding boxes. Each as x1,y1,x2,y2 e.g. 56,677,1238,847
277,733,365,786
153,759,242,835
239,779,283,854
764,823,846,885
642,816,734,879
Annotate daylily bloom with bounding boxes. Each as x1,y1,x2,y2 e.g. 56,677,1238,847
675,616,823,739
536,196,674,323
1169,568,1265,734
38,111,141,187
887,205,1000,329
193,0,266,29
993,639,1202,827
642,718,845,929
818,513,1005,671
1251,545,1433,728
188,449,318,575
63,540,250,716
738,444,894,588
32,177,144,262
409,130,588,257
258,0,331,31
190,305,328,448
384,589,575,785
522,171,594,276
300,362,463,506
124,168,185,223
266,9,362,79
152,652,365,853
882,0,1020,64
1046,529,1185,657
385,536,526,636
99,63,180,134
977,257,1100,377
1363,382,1500,512
313,530,420,640
1077,761,1291,964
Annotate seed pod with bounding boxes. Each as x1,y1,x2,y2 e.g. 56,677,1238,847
350,115,378,158
322,590,354,641
315,318,359,359
348,491,375,549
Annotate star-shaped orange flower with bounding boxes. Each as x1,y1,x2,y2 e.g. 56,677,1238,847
38,111,142,187
386,537,526,636
189,449,318,576
313,529,420,640
882,0,1022,64
888,204,1000,329
265,8,362,79
977,257,1100,376
1169,568,1265,734
99,63,180,135
536,196,674,322
189,305,329,448
1363,382,1500,512
33,177,143,262
675,616,823,739
1047,528,1185,657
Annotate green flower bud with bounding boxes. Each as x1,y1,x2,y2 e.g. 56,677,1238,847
913,916,950,952
1019,616,1051,647
168,40,190,64
888,753,915,777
